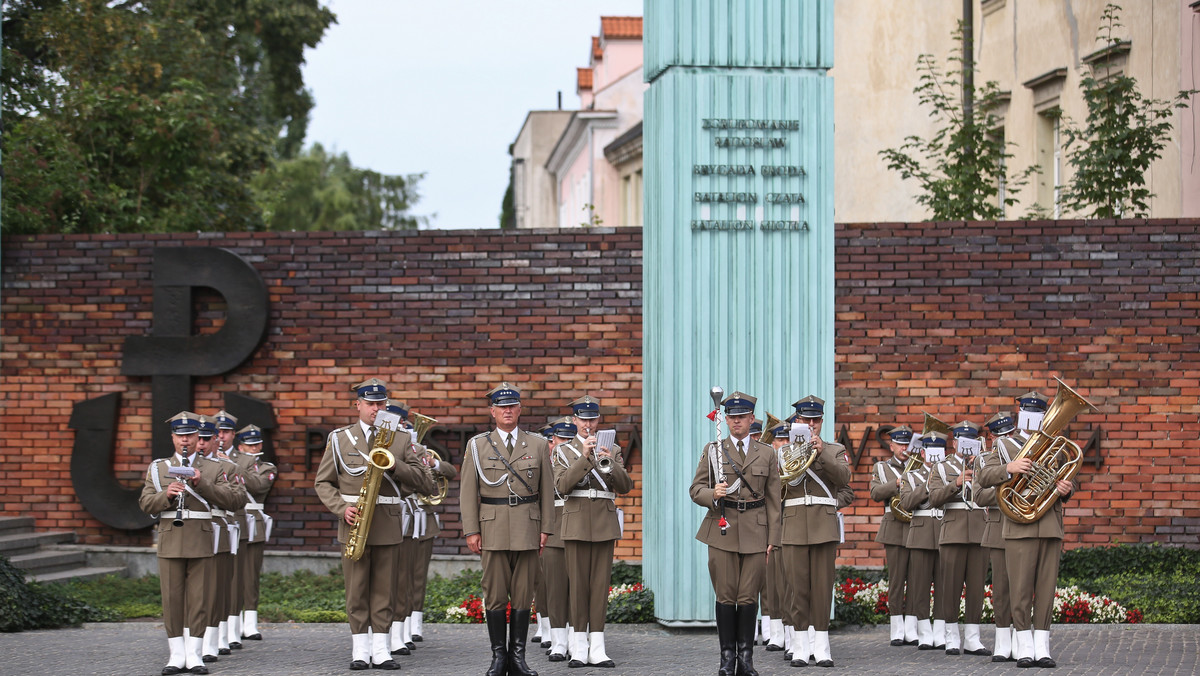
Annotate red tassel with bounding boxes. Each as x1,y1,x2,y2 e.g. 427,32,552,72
718,515,728,529
706,409,718,421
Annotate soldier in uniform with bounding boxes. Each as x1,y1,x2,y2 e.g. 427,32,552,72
197,415,246,664
897,431,945,651
870,424,916,647
210,410,243,656
761,418,791,654
139,412,243,676
234,424,276,642
927,420,990,656
979,393,1074,668
689,392,780,676
542,417,575,662
460,382,555,676
314,378,436,671
779,395,850,668
553,394,634,668
978,411,1021,662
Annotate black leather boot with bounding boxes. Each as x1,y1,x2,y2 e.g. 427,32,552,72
485,609,509,676
507,609,538,676
716,603,738,676
735,603,761,676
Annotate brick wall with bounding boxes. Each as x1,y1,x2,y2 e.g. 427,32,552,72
2,220,1197,568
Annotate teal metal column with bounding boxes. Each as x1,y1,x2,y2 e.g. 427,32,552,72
642,0,834,625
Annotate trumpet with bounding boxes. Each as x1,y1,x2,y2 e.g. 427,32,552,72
593,429,616,474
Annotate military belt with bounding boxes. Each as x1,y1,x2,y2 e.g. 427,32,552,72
481,494,539,506
783,496,837,507
722,498,765,511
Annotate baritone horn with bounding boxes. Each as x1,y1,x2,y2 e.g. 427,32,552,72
998,378,1098,524
411,411,449,506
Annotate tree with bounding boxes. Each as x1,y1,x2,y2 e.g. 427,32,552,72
1059,4,1193,219
880,25,1036,221
251,144,427,231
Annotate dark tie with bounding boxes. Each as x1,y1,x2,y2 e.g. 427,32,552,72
506,435,515,455
737,440,745,459
367,426,377,449
181,455,190,467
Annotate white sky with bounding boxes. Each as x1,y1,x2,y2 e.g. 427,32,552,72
302,0,645,230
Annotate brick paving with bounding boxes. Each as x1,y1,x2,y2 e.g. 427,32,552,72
1,622,1196,676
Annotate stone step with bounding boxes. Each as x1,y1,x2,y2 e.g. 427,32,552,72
25,565,129,585
0,531,74,557
0,516,35,534
9,548,88,575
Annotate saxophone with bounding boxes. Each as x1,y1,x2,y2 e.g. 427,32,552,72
343,412,399,561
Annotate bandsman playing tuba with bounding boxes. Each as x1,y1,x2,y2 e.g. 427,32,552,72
869,424,918,647
313,378,436,671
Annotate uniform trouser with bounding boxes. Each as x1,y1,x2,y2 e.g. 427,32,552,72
564,539,615,632
241,541,265,610
541,546,569,627
160,556,212,637
209,552,233,626
343,542,400,633
1005,537,1061,631
707,548,767,606
986,545,1012,627
780,542,837,631
409,537,435,613
884,544,910,616
392,538,416,619
905,549,937,620
231,539,246,613
762,549,782,618
481,549,538,611
938,543,986,623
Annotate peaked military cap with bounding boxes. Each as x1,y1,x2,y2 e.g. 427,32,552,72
722,391,756,416
1016,390,1049,412
353,378,389,402
769,418,791,438
386,403,410,420
236,424,264,445
196,415,217,438
550,416,578,439
952,420,981,439
986,411,1017,436
921,430,949,448
570,394,601,419
888,425,914,444
749,419,763,435
793,395,825,419
487,382,521,407
214,410,238,430
166,411,200,435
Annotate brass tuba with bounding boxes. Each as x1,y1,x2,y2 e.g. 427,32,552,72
888,413,949,522
998,378,1097,524
344,412,398,561
411,412,449,506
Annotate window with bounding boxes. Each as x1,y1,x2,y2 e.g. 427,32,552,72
1036,109,1062,218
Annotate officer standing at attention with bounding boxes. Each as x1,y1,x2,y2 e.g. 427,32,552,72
214,411,247,652
977,411,1023,662
870,425,916,647
140,412,242,676
554,394,634,668
690,392,781,676
460,382,555,676
314,378,435,671
234,424,276,642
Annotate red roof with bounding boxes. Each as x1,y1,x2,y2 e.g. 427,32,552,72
600,16,642,40
592,36,602,60
577,68,593,90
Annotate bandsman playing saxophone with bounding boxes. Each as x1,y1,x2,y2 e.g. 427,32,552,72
314,378,436,671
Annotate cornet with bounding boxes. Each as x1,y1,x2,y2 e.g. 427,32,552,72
593,429,616,474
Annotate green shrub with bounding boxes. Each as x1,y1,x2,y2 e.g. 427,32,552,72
610,561,643,587
606,587,653,623
1074,571,1200,624
0,557,119,631
836,566,884,585
424,568,484,623
112,602,162,619
1059,543,1200,582
292,608,348,623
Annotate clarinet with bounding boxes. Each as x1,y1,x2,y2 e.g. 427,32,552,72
172,443,190,527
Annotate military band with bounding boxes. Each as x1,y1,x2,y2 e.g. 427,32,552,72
870,424,916,647
897,431,944,651
540,417,575,662
233,424,276,642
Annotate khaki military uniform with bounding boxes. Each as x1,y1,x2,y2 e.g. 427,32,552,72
314,422,435,633
689,437,781,605
870,457,911,618
407,449,459,621
898,466,941,626
140,454,243,638
205,454,246,655
460,428,555,611
927,455,988,627
974,471,1011,631
540,450,570,632
779,442,850,633
553,437,634,632
236,451,276,615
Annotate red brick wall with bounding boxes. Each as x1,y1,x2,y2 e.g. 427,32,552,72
2,220,1197,567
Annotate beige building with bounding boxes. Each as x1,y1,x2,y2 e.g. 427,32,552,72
832,0,1200,222
511,111,573,230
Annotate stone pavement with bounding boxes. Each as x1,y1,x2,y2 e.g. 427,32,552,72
0,622,1196,676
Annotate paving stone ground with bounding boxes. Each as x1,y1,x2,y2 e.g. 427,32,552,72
0,622,1196,676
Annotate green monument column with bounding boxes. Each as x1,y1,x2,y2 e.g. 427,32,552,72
642,0,834,625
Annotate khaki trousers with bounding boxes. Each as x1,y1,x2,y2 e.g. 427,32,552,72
986,545,1012,627
780,542,837,631
208,552,233,627
707,548,766,606
762,550,782,618
905,549,937,620
240,541,265,610
565,539,615,632
409,538,435,613
392,538,416,619
541,546,569,627
481,549,538,612
1005,537,1061,631
160,556,212,637
343,543,400,633
885,544,910,616
939,543,987,623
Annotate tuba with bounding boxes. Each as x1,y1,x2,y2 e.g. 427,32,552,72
411,412,449,506
344,411,399,561
888,413,948,521
998,378,1097,524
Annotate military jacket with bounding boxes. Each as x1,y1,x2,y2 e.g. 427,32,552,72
869,457,910,546
237,451,277,544
690,437,782,554
553,437,634,542
977,436,1074,540
927,454,986,545
780,441,851,546
139,454,243,559
459,428,555,551
898,465,941,550
411,443,459,542
314,422,436,547
207,454,245,554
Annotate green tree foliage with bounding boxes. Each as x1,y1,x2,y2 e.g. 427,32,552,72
880,25,1036,221
0,0,428,234
1060,4,1193,219
252,144,426,231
